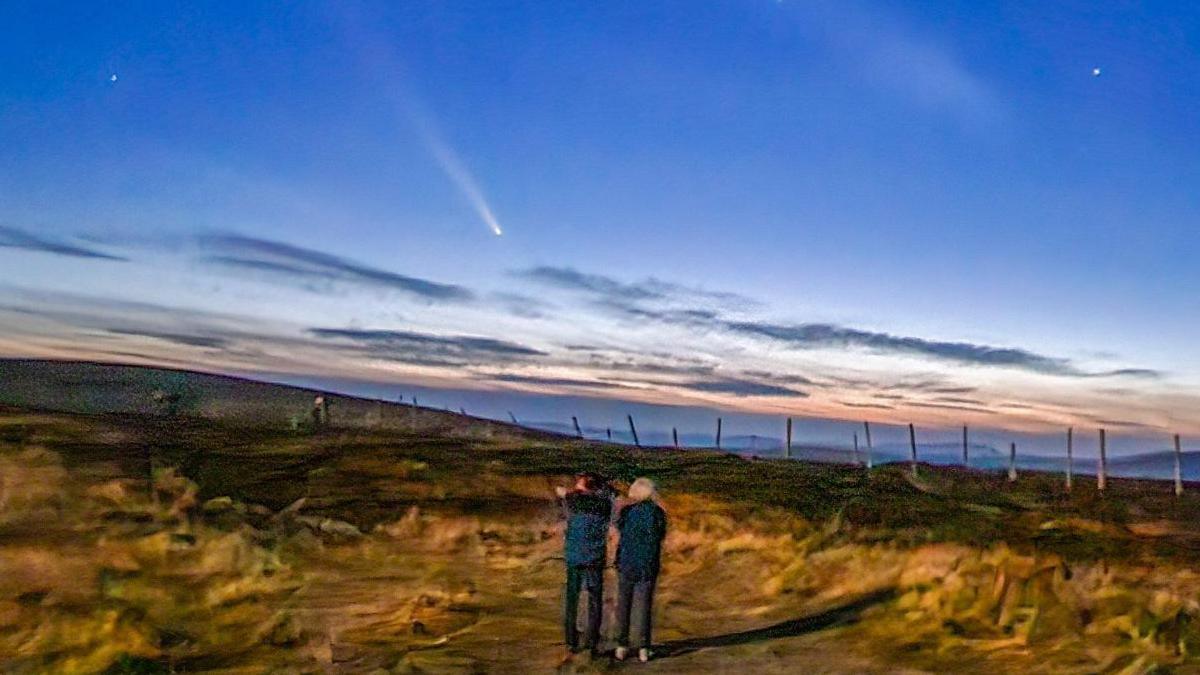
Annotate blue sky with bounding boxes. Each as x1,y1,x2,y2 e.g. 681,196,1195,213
3,1,1200,447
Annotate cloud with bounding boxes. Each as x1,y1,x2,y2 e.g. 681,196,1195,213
488,373,627,389
678,378,808,398
1086,368,1162,379
840,401,896,410
724,320,1156,379
908,401,995,415
0,226,127,261
517,266,750,307
1090,418,1162,431
308,327,545,367
199,234,473,302
489,292,553,319
740,369,816,386
519,266,672,301
105,328,229,350
516,266,1157,381
932,396,987,406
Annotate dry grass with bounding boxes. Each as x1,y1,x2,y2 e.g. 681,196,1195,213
6,395,1200,672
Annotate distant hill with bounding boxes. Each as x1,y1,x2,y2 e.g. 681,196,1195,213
0,358,548,441
3,358,1194,484
1108,450,1200,481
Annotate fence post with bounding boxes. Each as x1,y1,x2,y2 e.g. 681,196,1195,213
863,420,873,470
1175,433,1184,497
673,427,679,448
962,425,969,467
572,416,583,439
715,417,722,449
1066,427,1073,492
1008,442,1017,482
508,411,519,424
908,423,918,477
1098,428,1107,491
853,432,860,466
786,418,793,459
628,414,640,448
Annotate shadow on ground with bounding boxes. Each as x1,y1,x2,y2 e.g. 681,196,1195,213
654,589,897,658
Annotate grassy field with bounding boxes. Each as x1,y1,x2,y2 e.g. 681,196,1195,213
3,360,1200,673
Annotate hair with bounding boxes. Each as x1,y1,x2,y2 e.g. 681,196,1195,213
627,477,656,502
576,472,606,491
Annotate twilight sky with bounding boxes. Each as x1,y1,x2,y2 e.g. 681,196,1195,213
3,1,1200,444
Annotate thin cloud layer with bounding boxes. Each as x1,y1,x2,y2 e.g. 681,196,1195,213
308,327,545,367
105,328,230,350
0,226,127,261
521,265,1159,381
488,373,627,389
680,378,809,398
518,265,750,307
200,234,473,302
724,320,1160,379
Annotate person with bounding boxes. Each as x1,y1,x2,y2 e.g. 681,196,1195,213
614,477,667,663
556,472,613,658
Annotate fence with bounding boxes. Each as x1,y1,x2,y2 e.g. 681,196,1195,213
321,392,1193,496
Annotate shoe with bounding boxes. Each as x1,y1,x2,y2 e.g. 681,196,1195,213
614,646,628,661
638,648,651,662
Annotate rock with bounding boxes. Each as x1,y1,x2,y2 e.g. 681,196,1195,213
275,497,307,519
318,518,363,539
202,496,235,513
295,515,324,531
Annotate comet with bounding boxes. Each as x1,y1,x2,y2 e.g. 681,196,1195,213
419,127,504,236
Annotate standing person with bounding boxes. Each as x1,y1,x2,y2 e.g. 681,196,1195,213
311,395,326,430
555,473,613,659
614,477,667,663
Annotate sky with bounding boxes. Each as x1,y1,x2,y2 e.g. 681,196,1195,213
3,1,1200,453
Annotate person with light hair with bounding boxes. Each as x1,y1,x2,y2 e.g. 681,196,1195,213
614,477,667,663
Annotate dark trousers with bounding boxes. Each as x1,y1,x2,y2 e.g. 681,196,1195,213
564,563,604,650
616,573,657,649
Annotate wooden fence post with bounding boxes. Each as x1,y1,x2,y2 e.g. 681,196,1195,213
962,425,969,466
572,416,583,439
715,417,722,449
1098,428,1107,491
908,423,918,477
1008,442,1017,482
785,418,793,459
1175,433,1184,497
606,427,612,441
853,432,860,466
508,411,519,424
1066,427,1073,492
673,427,679,448
863,421,873,470
628,415,640,448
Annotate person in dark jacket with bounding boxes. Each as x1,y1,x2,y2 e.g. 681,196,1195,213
556,472,613,656
614,477,667,662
